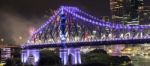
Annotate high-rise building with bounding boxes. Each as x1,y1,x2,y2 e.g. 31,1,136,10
110,0,144,25
140,6,150,25
110,0,124,24
109,0,144,56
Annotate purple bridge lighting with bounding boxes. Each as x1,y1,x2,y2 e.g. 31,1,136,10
21,6,150,65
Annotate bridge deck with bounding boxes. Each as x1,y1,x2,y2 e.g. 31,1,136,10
22,38,150,49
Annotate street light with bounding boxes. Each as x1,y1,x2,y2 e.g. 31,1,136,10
1,38,4,45
19,36,23,40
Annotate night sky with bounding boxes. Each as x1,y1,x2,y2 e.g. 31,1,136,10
0,0,149,45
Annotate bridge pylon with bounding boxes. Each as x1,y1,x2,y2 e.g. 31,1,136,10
21,49,40,66
59,7,81,65
59,48,81,65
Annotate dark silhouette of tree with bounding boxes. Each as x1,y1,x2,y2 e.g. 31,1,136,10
38,49,61,66
81,49,111,66
110,56,132,66
4,58,15,66
89,49,107,54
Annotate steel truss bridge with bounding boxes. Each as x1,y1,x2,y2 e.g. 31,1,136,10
21,6,150,65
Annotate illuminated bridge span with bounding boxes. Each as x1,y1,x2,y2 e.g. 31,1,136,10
21,6,150,65
23,38,150,49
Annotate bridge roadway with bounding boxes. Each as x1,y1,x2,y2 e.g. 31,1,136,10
22,38,150,49
0,45,19,48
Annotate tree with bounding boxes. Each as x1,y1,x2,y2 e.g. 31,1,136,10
38,49,61,66
81,49,111,66
4,58,15,66
110,56,132,66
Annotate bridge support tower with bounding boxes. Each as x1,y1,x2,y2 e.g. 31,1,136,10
21,49,40,66
60,48,81,65
59,7,81,65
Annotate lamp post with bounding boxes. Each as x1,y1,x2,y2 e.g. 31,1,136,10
1,38,4,46
19,36,23,44
19,36,23,40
